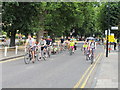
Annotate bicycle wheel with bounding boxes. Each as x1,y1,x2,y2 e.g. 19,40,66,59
47,48,51,58
91,55,94,64
81,47,83,51
42,51,47,60
86,54,89,61
48,51,50,58
69,48,72,56
35,52,38,61
24,53,31,64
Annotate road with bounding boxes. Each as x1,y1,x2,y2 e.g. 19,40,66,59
2,44,104,88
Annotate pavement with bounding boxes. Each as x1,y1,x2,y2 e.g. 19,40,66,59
0,47,25,61
93,50,118,88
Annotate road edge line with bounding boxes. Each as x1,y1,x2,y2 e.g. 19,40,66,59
0,56,24,63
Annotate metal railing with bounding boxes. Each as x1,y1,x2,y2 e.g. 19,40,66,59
0,46,26,56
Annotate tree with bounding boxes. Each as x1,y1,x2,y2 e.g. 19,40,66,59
2,2,39,46
99,2,120,38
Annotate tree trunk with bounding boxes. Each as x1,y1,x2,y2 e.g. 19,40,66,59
36,30,44,43
10,30,16,47
36,31,40,43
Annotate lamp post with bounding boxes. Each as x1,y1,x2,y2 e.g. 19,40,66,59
106,2,110,57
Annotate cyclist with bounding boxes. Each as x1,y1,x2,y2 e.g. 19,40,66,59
69,40,75,53
46,36,52,57
38,37,47,60
71,36,77,50
68,37,71,41
82,42,88,54
60,36,65,44
66,37,71,50
25,34,36,63
52,43,58,54
60,36,65,51
46,36,52,46
88,39,96,59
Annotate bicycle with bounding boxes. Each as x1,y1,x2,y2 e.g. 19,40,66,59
86,48,94,64
37,46,47,61
51,44,59,54
24,46,38,64
59,43,66,53
90,48,94,64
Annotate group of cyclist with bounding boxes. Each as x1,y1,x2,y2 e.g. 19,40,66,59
25,34,97,63
25,34,52,63
25,34,78,63
59,36,78,53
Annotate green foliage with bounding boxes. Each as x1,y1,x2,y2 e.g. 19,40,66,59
2,2,120,45
99,2,120,37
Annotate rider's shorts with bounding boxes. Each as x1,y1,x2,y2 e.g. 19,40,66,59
41,46,47,51
90,47,95,51
70,46,74,49
44,46,47,49
30,46,36,51
41,47,44,51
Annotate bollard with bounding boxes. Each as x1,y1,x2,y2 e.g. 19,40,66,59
15,46,18,54
5,47,7,56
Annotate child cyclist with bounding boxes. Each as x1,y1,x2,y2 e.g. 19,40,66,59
69,40,75,53
83,42,89,55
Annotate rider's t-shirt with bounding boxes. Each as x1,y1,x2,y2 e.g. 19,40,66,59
60,39,64,43
71,39,77,44
83,44,88,48
70,42,75,46
46,39,52,45
90,42,95,49
38,40,46,47
26,38,35,46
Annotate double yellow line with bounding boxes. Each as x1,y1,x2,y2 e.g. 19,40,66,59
74,53,103,88
0,57,24,63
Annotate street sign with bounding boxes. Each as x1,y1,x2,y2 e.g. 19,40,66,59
111,26,118,30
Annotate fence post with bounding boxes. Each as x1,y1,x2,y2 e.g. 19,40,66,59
15,46,18,54
5,47,7,56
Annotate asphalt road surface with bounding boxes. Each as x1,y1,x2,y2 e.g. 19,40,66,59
2,43,104,88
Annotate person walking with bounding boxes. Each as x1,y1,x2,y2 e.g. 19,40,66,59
114,38,117,50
